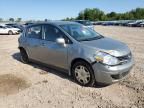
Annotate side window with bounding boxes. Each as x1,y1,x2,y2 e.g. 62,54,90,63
44,25,65,42
27,25,42,39
0,26,3,28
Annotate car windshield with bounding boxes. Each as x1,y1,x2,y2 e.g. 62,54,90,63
5,26,13,28
60,24,103,41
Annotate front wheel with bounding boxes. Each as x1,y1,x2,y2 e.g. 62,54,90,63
72,61,95,86
8,30,13,35
20,49,29,64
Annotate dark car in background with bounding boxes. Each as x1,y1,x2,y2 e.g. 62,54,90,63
96,20,144,27
102,21,115,26
139,22,144,27
92,21,104,25
24,22,34,26
114,20,131,26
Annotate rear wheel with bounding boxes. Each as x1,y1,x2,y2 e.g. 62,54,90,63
72,61,95,86
8,30,13,35
20,49,29,64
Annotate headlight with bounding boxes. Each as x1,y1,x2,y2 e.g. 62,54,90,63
94,51,120,66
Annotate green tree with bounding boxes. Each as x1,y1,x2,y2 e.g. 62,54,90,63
65,8,144,21
45,19,48,22
77,11,84,20
131,8,144,19
9,18,14,22
16,18,22,22
101,15,108,21
0,18,3,22
107,12,117,20
62,17,75,21
77,8,106,21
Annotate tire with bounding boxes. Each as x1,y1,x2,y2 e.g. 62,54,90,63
20,49,29,64
72,61,95,87
8,30,13,35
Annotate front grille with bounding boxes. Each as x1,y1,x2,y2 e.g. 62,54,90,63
117,53,132,65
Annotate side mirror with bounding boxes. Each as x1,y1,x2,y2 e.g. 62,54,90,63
56,38,66,46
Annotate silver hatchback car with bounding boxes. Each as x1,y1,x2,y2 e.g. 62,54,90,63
18,21,134,86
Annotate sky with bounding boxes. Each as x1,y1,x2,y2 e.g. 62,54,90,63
0,0,144,20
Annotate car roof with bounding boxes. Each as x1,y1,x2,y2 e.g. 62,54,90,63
51,21,78,25
27,21,79,27
0,24,6,26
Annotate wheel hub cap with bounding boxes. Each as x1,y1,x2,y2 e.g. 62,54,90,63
75,65,90,85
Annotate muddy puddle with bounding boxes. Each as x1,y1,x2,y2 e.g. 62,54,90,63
0,74,30,96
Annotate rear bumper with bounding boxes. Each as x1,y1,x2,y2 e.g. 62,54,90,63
92,58,134,85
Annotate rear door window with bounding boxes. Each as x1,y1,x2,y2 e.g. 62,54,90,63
26,25,42,39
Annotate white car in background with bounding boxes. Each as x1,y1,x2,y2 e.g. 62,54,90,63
0,25,20,35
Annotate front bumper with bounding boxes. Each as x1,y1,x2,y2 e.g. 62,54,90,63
92,58,134,85
13,30,20,34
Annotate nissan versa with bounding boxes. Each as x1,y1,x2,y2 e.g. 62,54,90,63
18,21,134,86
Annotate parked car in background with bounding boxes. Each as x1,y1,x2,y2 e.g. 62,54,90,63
0,25,20,35
111,21,121,26
24,22,34,26
113,20,130,26
92,21,104,25
137,22,144,27
127,21,143,27
18,21,134,86
6,23,24,32
74,20,94,30
102,21,115,26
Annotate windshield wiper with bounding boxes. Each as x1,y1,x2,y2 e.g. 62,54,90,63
79,36,104,41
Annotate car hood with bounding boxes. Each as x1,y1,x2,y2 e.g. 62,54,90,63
8,28,20,31
81,37,131,57
12,28,20,31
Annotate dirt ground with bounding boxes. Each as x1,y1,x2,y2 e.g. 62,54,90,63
0,26,143,108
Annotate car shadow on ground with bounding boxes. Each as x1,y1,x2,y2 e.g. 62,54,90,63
12,52,107,88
